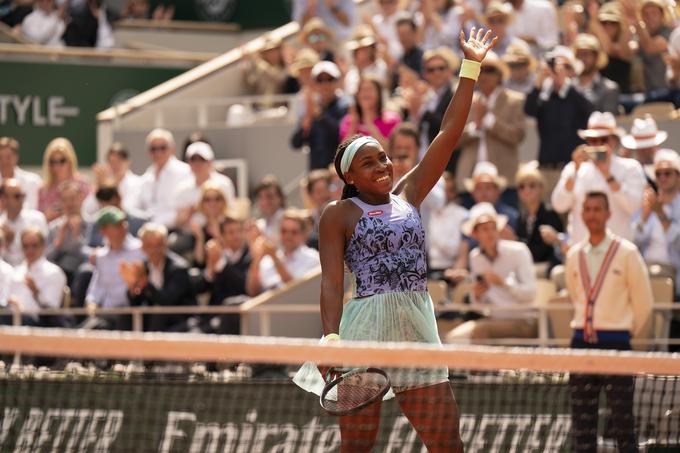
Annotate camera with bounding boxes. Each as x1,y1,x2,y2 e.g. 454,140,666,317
586,145,608,162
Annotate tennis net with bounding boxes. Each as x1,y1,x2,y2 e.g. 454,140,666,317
0,326,679,452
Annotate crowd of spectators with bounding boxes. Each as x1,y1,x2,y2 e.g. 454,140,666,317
0,0,174,48
2,0,680,348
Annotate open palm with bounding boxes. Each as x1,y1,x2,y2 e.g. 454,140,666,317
459,27,498,63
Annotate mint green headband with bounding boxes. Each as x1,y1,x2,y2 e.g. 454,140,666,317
340,136,380,174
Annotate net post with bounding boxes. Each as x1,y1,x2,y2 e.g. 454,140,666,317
259,312,272,336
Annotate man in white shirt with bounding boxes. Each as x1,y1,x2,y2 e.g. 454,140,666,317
552,111,647,244
633,149,680,293
565,191,652,452
246,209,320,296
506,0,558,55
443,202,537,343
20,0,66,46
83,142,142,220
388,122,445,235
0,179,48,266
429,172,468,277
7,227,67,327
0,137,43,210
0,231,14,309
137,128,192,228
174,141,236,227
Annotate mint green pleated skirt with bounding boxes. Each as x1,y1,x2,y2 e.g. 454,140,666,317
292,290,449,400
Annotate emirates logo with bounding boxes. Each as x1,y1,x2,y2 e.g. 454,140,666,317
367,210,384,217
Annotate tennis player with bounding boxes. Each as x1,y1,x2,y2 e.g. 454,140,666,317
294,28,497,452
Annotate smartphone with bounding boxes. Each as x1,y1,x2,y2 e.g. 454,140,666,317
586,145,608,162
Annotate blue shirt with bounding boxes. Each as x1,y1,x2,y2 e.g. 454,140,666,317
86,235,144,308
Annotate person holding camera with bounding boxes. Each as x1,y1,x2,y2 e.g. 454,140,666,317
524,47,593,196
443,202,537,343
551,111,646,245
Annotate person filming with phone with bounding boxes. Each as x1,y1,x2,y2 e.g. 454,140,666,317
552,111,647,245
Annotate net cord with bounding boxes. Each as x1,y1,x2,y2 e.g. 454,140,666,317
1,327,680,376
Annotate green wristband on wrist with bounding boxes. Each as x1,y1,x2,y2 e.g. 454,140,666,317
459,59,481,81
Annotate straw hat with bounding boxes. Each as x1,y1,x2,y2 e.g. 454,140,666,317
300,18,334,44
640,0,673,25
483,0,514,25
598,2,623,23
502,40,537,71
621,115,668,149
289,48,321,77
515,160,545,187
653,148,680,173
423,46,461,71
481,50,509,80
573,33,609,69
346,25,377,51
464,161,508,192
461,202,508,237
577,111,625,139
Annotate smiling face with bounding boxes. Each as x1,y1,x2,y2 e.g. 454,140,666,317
344,143,393,196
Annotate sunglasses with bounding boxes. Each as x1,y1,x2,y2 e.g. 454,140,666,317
189,156,208,163
655,170,677,178
480,66,499,74
307,33,327,44
49,158,67,166
487,17,507,25
586,137,609,145
316,76,336,83
21,242,42,249
203,196,224,203
425,65,447,73
149,144,168,153
518,182,540,190
507,61,529,69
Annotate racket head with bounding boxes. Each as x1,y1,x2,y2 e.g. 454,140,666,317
319,367,391,416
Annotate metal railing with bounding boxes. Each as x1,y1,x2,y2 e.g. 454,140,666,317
1,302,678,348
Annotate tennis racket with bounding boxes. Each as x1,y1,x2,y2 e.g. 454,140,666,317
319,367,391,416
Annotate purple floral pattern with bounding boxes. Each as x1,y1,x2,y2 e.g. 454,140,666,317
345,197,427,297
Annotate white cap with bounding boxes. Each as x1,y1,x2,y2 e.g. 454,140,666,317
186,141,215,161
461,202,508,237
311,61,341,80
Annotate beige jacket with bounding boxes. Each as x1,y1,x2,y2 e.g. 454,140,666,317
565,234,653,338
455,88,526,192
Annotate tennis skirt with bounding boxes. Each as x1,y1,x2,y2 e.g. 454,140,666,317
292,290,449,400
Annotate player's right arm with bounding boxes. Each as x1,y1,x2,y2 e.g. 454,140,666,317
318,201,348,337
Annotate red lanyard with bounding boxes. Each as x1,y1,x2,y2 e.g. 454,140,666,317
578,239,621,343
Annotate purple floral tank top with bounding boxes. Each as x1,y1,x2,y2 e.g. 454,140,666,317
345,194,427,297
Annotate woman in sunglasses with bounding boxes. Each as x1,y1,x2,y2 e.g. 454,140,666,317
38,137,91,222
515,161,564,276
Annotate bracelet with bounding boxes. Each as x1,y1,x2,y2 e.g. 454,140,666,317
320,333,340,344
459,59,481,81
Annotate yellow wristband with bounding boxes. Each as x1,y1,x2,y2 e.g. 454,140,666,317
459,59,481,81
320,333,340,344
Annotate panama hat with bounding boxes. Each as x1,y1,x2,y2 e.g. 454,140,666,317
481,50,509,80
289,48,321,77
346,25,377,51
577,111,625,139
464,161,508,192
300,18,334,44
621,115,669,149
654,148,680,173
573,33,609,69
502,40,537,71
461,202,508,237
598,2,623,23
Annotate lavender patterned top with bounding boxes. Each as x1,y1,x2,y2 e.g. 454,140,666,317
345,194,427,297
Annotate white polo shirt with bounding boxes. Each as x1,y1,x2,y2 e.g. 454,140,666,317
258,245,320,291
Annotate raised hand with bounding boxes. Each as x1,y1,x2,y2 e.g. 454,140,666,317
459,27,497,63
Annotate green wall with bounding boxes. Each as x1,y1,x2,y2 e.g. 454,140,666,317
150,0,291,28
0,60,185,166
